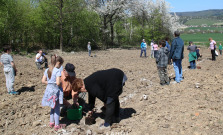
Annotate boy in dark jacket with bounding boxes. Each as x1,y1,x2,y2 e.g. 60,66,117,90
156,40,170,85
84,68,127,127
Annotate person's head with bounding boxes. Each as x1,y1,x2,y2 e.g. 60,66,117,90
142,39,145,42
38,49,43,54
220,43,222,45
55,56,64,68
72,78,85,92
189,41,193,46
50,54,56,66
174,31,180,37
159,40,166,47
165,37,169,42
209,38,212,41
88,42,91,45
63,63,76,77
3,45,12,53
47,55,64,79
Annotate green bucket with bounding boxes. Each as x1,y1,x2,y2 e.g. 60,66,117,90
67,106,82,120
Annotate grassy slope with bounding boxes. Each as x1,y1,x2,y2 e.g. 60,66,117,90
185,19,222,26
181,33,223,43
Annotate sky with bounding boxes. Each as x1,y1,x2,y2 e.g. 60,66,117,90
165,0,223,12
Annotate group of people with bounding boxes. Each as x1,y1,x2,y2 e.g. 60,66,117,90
1,45,127,131
1,30,222,131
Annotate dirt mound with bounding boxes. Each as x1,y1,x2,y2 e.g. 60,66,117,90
0,48,223,135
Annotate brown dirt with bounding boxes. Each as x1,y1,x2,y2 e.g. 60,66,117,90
0,48,223,135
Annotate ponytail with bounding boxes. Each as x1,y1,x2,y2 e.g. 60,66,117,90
47,55,64,79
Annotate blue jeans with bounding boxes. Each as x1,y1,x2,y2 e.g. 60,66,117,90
173,59,183,83
140,48,146,57
190,60,196,69
88,50,91,56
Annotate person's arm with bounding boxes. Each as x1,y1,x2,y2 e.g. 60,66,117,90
169,40,175,60
88,94,96,111
72,90,79,105
56,76,61,86
11,61,17,72
36,53,41,60
41,75,48,85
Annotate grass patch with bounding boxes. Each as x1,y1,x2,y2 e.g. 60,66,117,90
185,19,223,26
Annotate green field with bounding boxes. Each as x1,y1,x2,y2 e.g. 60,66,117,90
185,27,223,31
185,19,223,26
181,33,223,46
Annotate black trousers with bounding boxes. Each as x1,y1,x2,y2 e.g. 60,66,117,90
211,50,216,61
105,98,120,125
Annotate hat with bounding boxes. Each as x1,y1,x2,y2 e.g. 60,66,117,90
65,63,76,76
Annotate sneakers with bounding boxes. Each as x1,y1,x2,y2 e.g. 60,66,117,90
99,123,111,131
9,91,19,95
54,124,66,131
49,122,55,128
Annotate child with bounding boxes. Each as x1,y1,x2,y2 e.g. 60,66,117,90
219,43,222,55
0,45,18,95
156,40,170,85
41,56,65,131
187,41,197,69
71,78,87,107
196,47,202,61
153,42,159,59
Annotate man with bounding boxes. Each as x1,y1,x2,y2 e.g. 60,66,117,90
169,31,184,83
150,40,154,58
35,50,48,69
87,42,91,57
84,68,127,128
140,39,147,57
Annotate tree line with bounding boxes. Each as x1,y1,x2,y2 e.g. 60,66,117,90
0,0,181,52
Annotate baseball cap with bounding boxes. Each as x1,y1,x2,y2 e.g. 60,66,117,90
65,63,76,76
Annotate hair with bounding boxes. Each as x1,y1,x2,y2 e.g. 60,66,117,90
165,37,169,41
159,40,166,47
209,38,212,41
50,54,56,66
3,45,11,53
174,31,180,37
47,55,64,79
72,78,84,92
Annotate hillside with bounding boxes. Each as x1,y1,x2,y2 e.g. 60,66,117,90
172,9,223,17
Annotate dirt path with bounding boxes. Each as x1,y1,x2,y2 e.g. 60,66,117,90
0,48,223,135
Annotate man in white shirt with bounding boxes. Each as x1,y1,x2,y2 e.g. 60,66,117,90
35,50,48,69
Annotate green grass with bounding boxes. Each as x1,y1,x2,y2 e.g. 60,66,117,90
185,19,223,26
185,27,223,31
181,33,223,46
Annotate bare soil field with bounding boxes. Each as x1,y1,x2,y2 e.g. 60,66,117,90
0,48,223,135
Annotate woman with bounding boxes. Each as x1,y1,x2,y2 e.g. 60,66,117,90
209,38,217,61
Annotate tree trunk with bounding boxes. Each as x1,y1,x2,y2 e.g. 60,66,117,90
103,15,107,49
59,0,63,51
110,20,114,48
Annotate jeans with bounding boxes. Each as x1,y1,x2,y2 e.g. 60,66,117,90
35,58,48,69
105,97,120,125
4,67,15,92
151,50,154,58
173,59,183,83
88,50,91,56
140,48,146,57
154,50,158,59
219,50,222,55
190,60,196,69
211,50,216,60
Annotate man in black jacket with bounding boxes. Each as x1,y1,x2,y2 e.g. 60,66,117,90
84,68,127,127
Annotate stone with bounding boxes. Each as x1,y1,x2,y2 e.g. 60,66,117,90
33,120,41,126
86,129,92,135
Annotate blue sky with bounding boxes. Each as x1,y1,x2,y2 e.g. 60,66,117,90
166,0,223,12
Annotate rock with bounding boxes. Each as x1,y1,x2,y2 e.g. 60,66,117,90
86,129,92,135
143,95,148,100
71,51,75,54
162,124,170,128
33,120,41,126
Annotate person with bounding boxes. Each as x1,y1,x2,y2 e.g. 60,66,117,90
140,39,147,57
0,45,18,95
153,42,159,59
165,37,171,51
196,47,202,61
84,68,127,128
208,38,217,61
150,40,154,58
87,42,91,56
41,56,65,131
169,31,184,83
187,41,197,69
35,49,48,69
219,43,222,55
156,40,170,86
